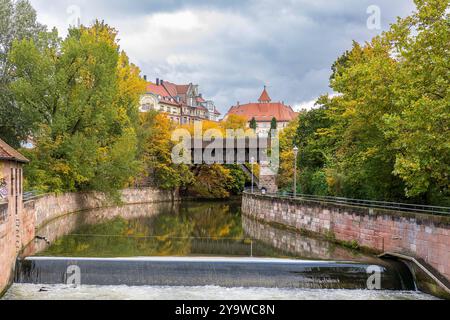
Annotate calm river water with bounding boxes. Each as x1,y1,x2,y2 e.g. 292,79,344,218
3,200,437,300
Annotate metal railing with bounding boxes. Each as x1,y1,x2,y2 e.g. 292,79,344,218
23,190,41,202
246,191,450,216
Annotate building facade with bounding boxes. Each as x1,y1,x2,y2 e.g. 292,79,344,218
139,79,221,124
224,87,298,135
0,138,28,292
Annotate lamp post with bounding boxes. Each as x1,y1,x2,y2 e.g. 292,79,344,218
293,146,299,198
250,157,255,194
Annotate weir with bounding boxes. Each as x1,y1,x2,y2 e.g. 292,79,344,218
15,256,415,290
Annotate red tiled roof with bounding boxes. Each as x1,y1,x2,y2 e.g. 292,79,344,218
146,83,180,106
226,102,297,122
196,96,206,103
258,87,271,103
176,84,191,95
161,81,179,98
0,138,29,163
226,87,297,122
146,83,171,97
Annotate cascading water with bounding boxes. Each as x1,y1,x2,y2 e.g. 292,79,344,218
14,256,415,290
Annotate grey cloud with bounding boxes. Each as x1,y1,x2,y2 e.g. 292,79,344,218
30,0,416,114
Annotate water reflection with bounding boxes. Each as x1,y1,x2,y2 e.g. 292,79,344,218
30,200,381,263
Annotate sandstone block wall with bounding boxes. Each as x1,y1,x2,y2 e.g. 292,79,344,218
242,193,450,281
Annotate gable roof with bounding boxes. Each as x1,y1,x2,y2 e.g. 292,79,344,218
0,138,29,163
145,83,181,106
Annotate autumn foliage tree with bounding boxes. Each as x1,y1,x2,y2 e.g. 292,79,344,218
10,21,146,196
138,111,193,190
283,0,449,205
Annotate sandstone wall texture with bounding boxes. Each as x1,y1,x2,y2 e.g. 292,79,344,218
242,193,450,281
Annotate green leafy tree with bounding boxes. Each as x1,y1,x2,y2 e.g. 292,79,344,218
225,165,246,195
189,165,235,199
270,117,277,131
10,21,144,196
139,111,193,190
0,0,46,147
249,117,257,131
382,0,449,203
280,0,449,205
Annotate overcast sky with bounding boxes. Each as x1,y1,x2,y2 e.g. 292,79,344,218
29,0,416,114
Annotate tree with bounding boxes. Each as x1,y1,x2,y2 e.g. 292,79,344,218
293,104,335,195
270,117,277,131
225,164,246,195
292,0,449,205
0,0,46,147
277,117,298,190
10,21,144,196
189,164,235,199
139,111,193,190
223,114,248,131
249,117,257,131
382,0,449,203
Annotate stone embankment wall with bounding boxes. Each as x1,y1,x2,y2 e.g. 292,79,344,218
0,188,178,295
242,193,450,281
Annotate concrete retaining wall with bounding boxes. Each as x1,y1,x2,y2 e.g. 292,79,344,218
242,193,450,281
0,188,178,295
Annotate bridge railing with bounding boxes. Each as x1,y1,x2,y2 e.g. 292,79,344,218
245,191,450,216
22,190,43,202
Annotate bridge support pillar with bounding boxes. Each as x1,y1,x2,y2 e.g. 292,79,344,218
258,161,278,194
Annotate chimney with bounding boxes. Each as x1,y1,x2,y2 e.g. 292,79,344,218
143,75,147,81
237,101,240,107
156,78,159,85
160,79,164,85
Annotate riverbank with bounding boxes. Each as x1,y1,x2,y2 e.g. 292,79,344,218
0,188,178,296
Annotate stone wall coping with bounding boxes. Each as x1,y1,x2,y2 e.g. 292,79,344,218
245,193,450,225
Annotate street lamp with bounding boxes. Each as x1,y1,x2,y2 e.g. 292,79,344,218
293,146,299,198
250,157,255,194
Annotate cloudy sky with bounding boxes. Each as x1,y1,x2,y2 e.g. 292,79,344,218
29,0,416,115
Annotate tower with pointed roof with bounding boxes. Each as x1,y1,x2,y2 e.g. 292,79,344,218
224,86,298,135
258,86,272,103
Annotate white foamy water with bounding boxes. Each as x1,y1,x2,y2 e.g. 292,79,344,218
2,284,438,300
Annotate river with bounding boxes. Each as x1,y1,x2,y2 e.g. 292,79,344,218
3,200,437,300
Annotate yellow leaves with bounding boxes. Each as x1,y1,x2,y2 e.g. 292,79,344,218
81,20,119,50
222,114,248,130
115,51,147,104
361,147,379,160
218,225,231,237
53,162,71,175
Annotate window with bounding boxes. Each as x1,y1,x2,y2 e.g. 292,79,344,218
19,168,22,194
